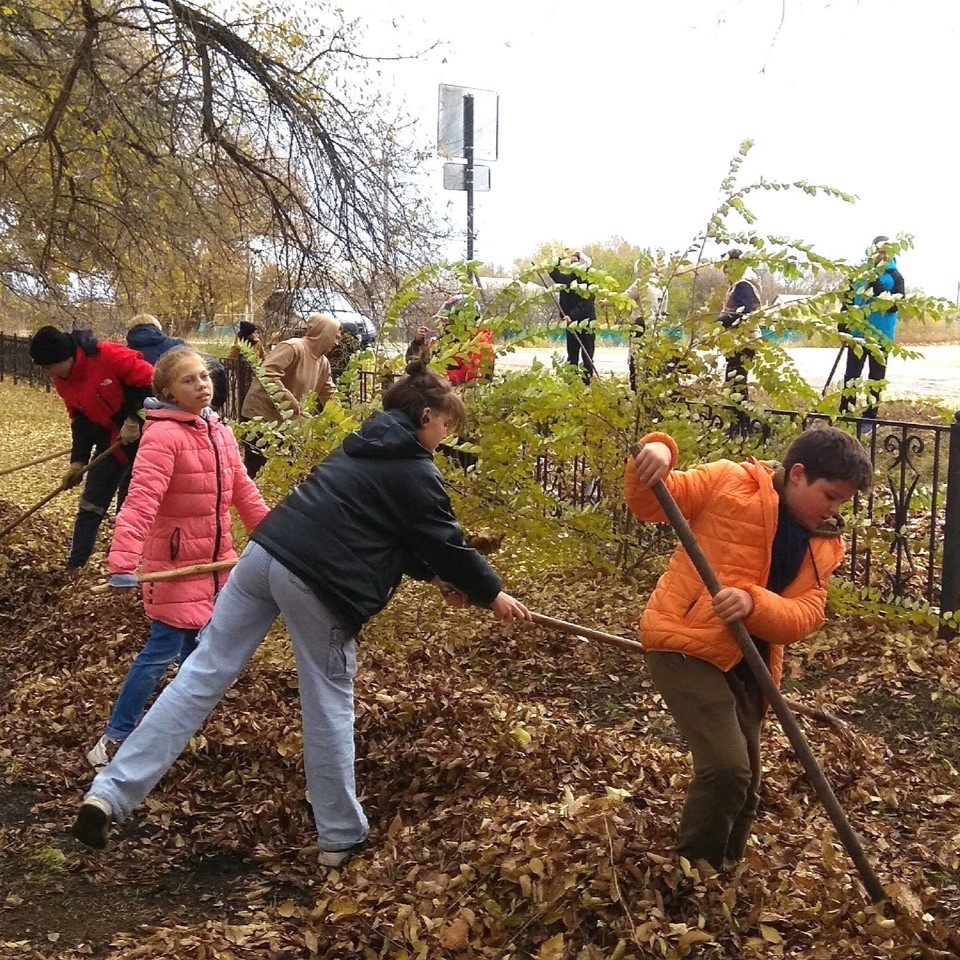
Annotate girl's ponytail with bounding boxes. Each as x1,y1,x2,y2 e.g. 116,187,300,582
383,360,466,433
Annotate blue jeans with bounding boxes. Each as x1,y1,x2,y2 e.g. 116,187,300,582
88,542,368,852
105,621,198,741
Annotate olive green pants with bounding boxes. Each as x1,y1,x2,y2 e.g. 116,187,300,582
647,651,765,868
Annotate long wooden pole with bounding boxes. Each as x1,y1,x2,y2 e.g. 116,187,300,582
529,611,644,654
0,443,122,541
629,443,887,903
0,447,72,478
90,558,237,594
822,345,846,395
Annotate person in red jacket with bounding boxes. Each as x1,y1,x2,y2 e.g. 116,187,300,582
435,295,495,385
29,326,155,569
624,426,872,871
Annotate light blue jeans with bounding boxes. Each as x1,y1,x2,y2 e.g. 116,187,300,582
88,542,368,852
105,621,198,741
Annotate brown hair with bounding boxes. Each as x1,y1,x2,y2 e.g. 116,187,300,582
382,358,467,434
782,426,873,492
152,345,209,401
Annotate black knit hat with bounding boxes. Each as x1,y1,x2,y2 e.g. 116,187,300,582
29,326,76,366
238,320,258,339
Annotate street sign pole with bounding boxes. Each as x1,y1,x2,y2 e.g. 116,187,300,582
464,94,475,263
438,83,497,270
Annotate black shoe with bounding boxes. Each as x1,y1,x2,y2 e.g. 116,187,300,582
71,797,113,849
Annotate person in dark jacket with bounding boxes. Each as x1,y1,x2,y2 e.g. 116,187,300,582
29,326,155,569
717,249,762,402
125,314,185,364
405,324,437,363
72,357,531,866
549,249,598,382
126,314,227,412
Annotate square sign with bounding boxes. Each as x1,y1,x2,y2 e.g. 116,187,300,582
443,162,491,191
438,84,499,161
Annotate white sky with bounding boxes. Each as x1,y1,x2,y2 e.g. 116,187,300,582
339,0,958,298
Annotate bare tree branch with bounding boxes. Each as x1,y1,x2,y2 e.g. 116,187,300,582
0,0,443,311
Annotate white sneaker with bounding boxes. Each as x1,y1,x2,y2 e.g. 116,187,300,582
318,840,366,868
86,735,121,769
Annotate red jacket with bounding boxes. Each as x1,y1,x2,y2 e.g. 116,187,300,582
109,403,269,629
447,327,495,385
53,339,154,464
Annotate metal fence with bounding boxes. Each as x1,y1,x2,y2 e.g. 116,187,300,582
219,357,251,421
4,332,959,622
0,332,50,391
534,404,960,624
749,408,960,614
0,332,382,417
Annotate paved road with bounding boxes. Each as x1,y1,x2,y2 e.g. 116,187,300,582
492,343,960,403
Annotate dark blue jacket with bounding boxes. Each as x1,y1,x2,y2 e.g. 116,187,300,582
549,262,597,323
126,324,186,364
126,324,228,409
252,409,502,632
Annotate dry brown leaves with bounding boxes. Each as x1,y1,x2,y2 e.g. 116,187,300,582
0,381,959,959
0,381,77,536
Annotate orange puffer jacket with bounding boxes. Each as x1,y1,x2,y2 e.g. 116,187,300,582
623,432,845,686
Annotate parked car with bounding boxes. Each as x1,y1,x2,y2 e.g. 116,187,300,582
259,288,379,346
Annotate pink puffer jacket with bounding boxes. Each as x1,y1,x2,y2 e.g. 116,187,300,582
108,403,270,629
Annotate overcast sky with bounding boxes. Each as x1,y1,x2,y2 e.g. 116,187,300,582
340,0,957,298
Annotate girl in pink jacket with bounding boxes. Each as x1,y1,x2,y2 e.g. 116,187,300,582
86,347,269,768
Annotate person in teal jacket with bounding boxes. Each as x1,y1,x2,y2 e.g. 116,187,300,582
839,236,905,420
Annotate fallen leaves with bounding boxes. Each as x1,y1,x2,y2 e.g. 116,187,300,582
438,915,469,950
1,381,960,958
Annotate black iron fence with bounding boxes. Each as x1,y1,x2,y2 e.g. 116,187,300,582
219,357,251,421
4,332,958,621
0,331,383,417
535,404,960,625
0,332,50,391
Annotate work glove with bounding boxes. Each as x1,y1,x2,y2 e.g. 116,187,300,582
119,418,141,445
108,573,139,590
62,461,86,489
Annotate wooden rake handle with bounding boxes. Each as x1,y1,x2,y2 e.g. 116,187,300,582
529,612,643,654
0,446,73,478
0,443,122,541
91,558,238,594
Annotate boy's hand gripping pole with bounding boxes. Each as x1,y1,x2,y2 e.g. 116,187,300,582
629,443,887,904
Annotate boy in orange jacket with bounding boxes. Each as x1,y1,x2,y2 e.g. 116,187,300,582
624,426,872,870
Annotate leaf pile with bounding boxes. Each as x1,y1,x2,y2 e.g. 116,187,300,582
0,381,959,958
